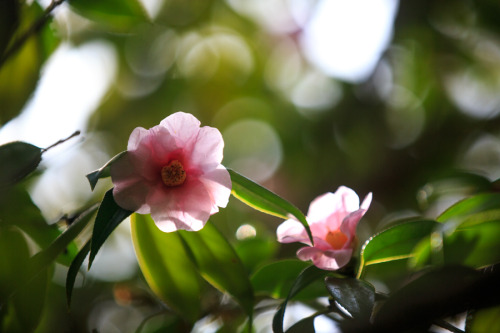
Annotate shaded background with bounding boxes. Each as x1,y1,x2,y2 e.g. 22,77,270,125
1,0,500,331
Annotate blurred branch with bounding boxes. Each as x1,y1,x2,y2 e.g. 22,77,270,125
434,319,465,333
0,0,65,69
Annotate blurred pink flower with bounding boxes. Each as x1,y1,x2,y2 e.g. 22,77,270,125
110,112,231,232
277,186,372,270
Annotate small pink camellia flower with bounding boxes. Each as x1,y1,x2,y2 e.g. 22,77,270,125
277,186,372,270
110,112,231,232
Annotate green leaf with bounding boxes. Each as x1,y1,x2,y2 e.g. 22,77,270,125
66,240,90,307
25,204,97,286
228,169,313,245
437,193,500,223
0,1,59,124
357,219,438,278
272,265,329,333
89,189,133,269
131,213,202,322
467,306,500,333
0,227,49,332
234,237,278,274
179,222,254,316
0,185,79,266
0,141,42,188
251,260,325,300
68,0,149,31
413,212,500,269
86,151,126,190
324,277,375,321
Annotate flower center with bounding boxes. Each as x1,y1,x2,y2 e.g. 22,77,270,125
161,160,186,187
325,230,348,250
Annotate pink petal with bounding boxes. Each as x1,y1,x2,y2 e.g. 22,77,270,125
198,165,232,211
160,112,202,149
277,220,310,244
307,187,360,227
190,126,225,168
111,153,153,213
297,247,353,270
149,179,213,232
340,192,372,239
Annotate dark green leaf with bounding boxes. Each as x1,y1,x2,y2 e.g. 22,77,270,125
0,141,42,188
89,189,132,269
0,0,20,57
251,260,325,300
324,277,375,321
66,240,90,307
285,313,316,333
86,151,126,190
357,219,438,278
131,213,202,322
179,222,254,316
371,265,500,333
437,193,500,223
229,169,313,245
68,0,149,30
272,265,328,333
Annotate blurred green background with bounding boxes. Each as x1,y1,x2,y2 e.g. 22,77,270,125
2,0,500,331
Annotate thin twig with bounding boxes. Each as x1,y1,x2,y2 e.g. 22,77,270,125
434,319,465,333
0,0,65,69
42,130,81,153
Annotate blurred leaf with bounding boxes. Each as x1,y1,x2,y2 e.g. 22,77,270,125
325,277,375,321
10,266,49,332
285,313,316,333
437,193,500,223
68,0,149,30
467,306,500,333
66,240,90,307
131,213,202,322
0,141,42,188
0,1,59,124
0,227,30,301
0,0,19,56
251,260,326,300
357,219,438,278
86,150,126,190
0,185,78,266
136,312,191,333
88,189,132,269
369,265,500,333
229,169,313,245
156,0,211,27
26,204,96,284
272,265,328,333
0,227,49,333
413,212,500,269
234,237,278,274
179,222,254,316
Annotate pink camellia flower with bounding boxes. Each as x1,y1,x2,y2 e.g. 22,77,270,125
110,112,231,232
277,186,372,270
